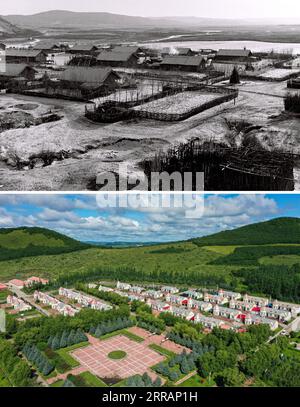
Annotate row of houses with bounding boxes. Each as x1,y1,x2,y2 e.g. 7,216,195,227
6,277,49,290
116,281,179,294
114,282,298,327
33,291,78,317
6,295,32,312
58,287,112,311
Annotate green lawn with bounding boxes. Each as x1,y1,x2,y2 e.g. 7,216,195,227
100,329,144,343
108,350,127,360
149,344,176,359
0,368,11,387
180,374,215,387
0,290,9,302
56,342,89,368
78,372,107,387
50,379,64,387
284,347,300,361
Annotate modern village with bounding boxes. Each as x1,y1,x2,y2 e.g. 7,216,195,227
1,275,300,387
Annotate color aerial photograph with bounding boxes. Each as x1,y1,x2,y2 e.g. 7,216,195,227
0,193,300,391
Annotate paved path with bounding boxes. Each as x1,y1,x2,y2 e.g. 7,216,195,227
175,370,197,386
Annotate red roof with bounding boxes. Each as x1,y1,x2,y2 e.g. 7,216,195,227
8,279,24,287
0,283,7,290
251,307,261,312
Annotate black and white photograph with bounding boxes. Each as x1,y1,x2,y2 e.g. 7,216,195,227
1,0,300,400
0,1,299,191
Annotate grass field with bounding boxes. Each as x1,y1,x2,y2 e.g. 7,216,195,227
0,242,234,283
148,344,176,359
108,350,127,360
50,379,64,387
57,342,89,368
0,290,9,302
78,371,107,387
179,374,215,387
0,368,11,387
100,329,145,343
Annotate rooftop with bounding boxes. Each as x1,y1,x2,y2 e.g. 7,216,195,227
0,63,37,77
6,49,45,58
60,66,120,84
97,49,138,62
161,55,204,67
216,49,252,58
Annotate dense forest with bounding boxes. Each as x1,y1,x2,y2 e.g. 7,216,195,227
235,264,300,303
211,245,300,266
0,227,91,261
193,217,300,246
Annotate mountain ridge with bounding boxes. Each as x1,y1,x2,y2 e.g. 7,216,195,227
192,217,300,247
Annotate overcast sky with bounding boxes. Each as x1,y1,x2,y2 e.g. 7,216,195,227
0,194,297,243
1,0,300,19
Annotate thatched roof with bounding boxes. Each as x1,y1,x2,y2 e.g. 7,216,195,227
33,42,60,50
216,49,252,58
0,63,37,77
60,66,120,84
97,49,138,62
177,48,193,55
6,49,45,58
161,55,205,67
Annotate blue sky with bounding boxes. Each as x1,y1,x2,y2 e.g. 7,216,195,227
0,194,298,243
1,0,299,19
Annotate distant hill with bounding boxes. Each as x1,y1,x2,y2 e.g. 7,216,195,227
4,10,158,29
192,217,300,246
0,15,37,37
0,227,90,261
4,10,246,30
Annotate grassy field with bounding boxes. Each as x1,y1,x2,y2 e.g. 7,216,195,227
78,372,107,387
56,342,89,368
1,219,300,302
0,242,234,283
108,350,127,360
148,344,176,359
180,374,215,387
100,329,145,343
0,290,9,301
260,255,300,266
0,368,11,387
50,379,64,387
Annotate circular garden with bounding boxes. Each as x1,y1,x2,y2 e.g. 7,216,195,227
108,350,127,360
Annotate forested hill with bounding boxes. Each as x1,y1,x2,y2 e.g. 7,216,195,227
192,217,300,246
0,227,90,261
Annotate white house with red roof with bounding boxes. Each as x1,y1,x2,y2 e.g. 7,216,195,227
146,299,171,312
59,287,112,311
7,279,25,289
7,295,32,312
34,291,78,317
24,276,49,287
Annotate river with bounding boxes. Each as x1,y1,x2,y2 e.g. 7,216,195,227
142,40,300,55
